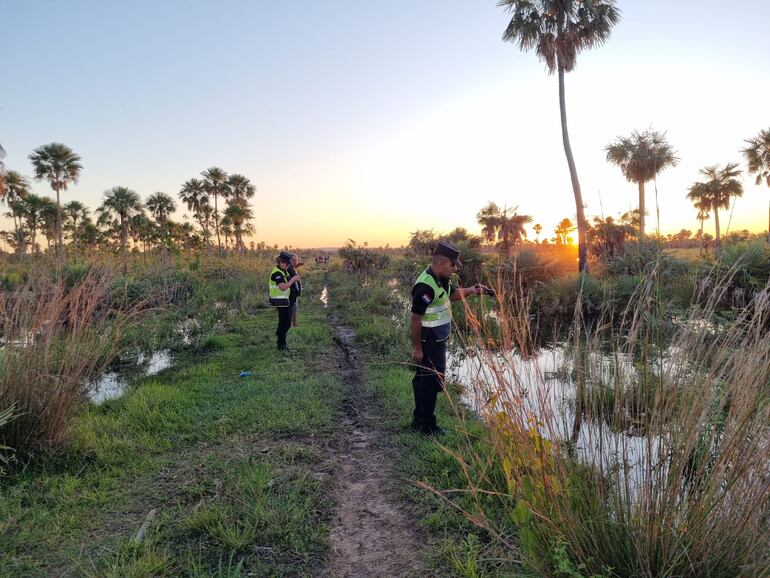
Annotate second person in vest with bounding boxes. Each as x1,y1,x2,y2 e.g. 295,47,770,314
410,240,490,435
269,251,301,352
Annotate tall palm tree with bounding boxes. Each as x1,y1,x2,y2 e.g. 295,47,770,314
97,186,143,272
63,200,89,244
146,192,176,248
605,128,679,238
500,0,620,273
227,174,255,207
179,178,213,252
1,170,31,250
200,167,230,253
28,143,82,259
688,163,743,258
741,128,770,243
223,204,254,254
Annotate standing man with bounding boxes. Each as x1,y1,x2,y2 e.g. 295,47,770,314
410,241,489,435
269,251,301,352
288,253,303,327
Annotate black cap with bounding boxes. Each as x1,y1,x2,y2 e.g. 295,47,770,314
277,251,293,263
433,240,461,264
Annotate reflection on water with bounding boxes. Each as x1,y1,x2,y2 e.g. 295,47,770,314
89,350,173,403
320,286,329,308
448,345,662,499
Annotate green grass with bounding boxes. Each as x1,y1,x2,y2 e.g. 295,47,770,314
0,287,342,577
2,263,523,577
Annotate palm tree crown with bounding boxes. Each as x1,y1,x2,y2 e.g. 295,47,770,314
227,174,255,207
605,128,678,237
28,142,82,257
499,0,621,73
742,128,770,188
146,192,176,224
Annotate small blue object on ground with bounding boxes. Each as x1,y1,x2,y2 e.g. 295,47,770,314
239,371,253,377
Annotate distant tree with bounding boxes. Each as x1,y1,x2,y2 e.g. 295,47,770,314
146,191,176,249
28,143,82,259
179,178,213,252
688,163,743,257
554,218,576,246
223,203,254,253
533,223,543,243
476,202,501,245
18,194,48,253
497,208,532,260
1,170,31,252
40,197,59,251
587,216,636,261
63,200,89,245
605,128,679,238
201,167,230,253
408,229,437,255
97,186,144,271
499,0,620,273
220,214,234,250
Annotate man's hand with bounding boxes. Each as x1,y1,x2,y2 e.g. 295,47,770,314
411,346,423,366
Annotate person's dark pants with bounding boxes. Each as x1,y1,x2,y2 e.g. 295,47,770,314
276,306,292,349
412,335,447,433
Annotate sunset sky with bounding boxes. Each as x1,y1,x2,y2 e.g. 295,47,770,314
2,0,769,248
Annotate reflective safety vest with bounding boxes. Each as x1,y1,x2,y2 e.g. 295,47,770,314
415,268,452,329
269,267,291,307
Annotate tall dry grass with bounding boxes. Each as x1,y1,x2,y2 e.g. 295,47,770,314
442,267,770,577
0,270,144,466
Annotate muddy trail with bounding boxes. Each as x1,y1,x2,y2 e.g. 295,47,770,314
322,313,424,578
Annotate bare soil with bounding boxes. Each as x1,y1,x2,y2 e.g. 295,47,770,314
322,315,424,578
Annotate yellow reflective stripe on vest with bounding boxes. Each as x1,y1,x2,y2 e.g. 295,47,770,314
425,302,451,314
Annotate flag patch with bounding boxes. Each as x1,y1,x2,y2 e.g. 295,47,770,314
421,293,432,304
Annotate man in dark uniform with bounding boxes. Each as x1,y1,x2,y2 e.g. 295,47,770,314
269,251,301,352
410,240,490,435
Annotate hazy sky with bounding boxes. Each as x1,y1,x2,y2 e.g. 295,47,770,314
2,0,769,248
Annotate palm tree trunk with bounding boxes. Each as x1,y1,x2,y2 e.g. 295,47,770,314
213,194,221,254
638,180,646,238
120,218,128,274
55,185,63,262
558,66,589,274
699,217,704,256
714,208,721,258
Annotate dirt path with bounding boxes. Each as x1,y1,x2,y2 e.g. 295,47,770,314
322,313,424,578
